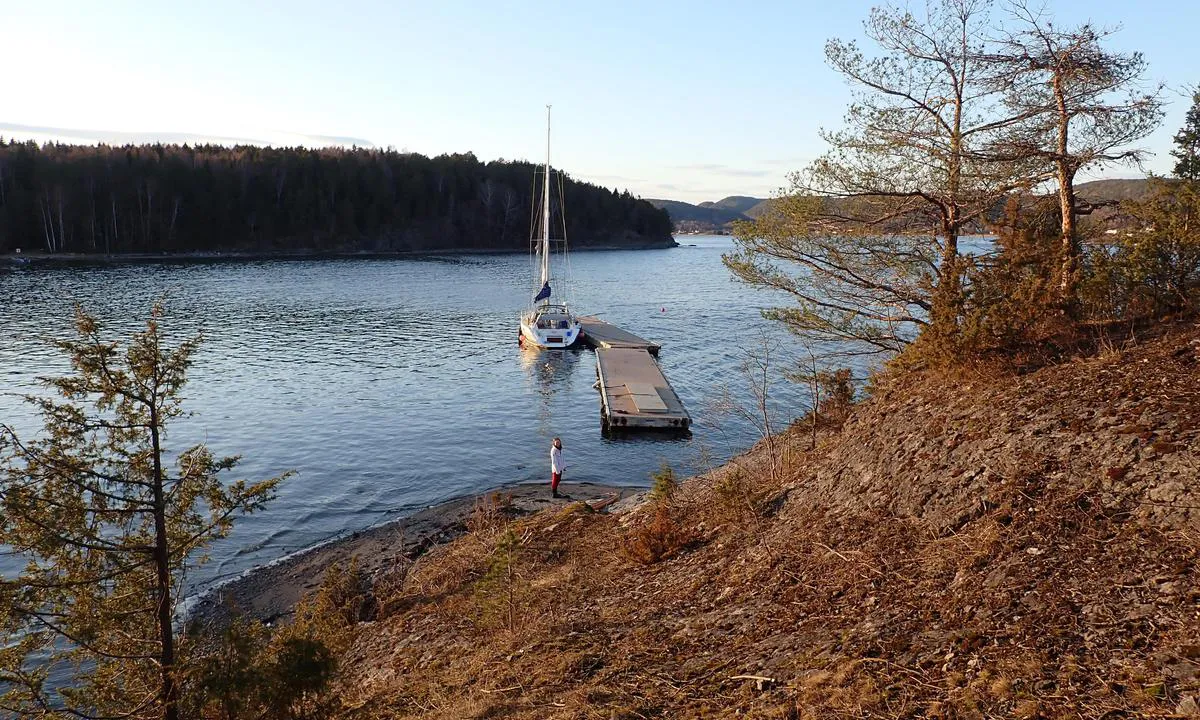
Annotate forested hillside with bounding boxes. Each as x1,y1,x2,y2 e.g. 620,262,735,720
654,179,1156,236
696,195,756,213
0,141,673,255
650,195,774,233
648,197,755,233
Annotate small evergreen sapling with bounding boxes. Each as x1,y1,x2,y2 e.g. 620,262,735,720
0,304,285,720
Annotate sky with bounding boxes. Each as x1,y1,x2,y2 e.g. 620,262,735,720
1,0,1197,204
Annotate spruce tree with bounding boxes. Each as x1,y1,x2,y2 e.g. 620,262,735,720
0,305,284,719
1172,89,1200,181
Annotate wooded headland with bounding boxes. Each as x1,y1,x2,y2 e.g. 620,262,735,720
0,141,674,256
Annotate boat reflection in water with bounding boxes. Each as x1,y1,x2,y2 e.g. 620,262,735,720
518,345,583,397
518,345,586,438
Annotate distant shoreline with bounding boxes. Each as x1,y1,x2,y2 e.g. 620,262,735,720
2,240,679,267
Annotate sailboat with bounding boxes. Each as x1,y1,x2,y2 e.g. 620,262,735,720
519,106,582,349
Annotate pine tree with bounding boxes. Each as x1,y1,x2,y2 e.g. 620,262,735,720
988,3,1163,303
1173,89,1200,181
730,0,1037,357
0,304,285,719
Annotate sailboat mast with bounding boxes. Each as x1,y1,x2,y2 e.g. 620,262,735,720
541,105,551,296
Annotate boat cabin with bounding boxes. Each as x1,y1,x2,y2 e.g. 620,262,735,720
530,304,574,330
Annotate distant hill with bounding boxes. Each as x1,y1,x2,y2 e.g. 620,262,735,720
649,195,770,234
655,180,1157,235
986,178,1155,229
744,198,776,219
1074,178,1153,203
698,196,762,214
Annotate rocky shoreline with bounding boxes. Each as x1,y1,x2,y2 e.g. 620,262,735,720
186,481,643,630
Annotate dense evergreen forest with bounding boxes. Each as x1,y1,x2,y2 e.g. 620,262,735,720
0,140,674,255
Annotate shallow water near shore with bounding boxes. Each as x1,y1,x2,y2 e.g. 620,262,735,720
0,235,809,597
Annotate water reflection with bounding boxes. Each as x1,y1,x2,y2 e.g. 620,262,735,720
518,345,584,395
519,345,585,439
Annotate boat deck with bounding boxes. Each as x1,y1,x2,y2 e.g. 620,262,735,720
595,347,690,432
578,316,661,356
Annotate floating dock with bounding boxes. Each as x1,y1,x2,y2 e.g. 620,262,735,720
577,316,661,356
594,347,691,432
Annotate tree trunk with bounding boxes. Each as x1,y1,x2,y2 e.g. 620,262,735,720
934,220,963,336
934,77,966,338
41,192,59,252
502,188,520,244
89,180,97,251
1057,163,1078,297
40,196,52,252
110,196,118,255
146,185,154,251
1052,73,1079,302
168,197,180,247
137,184,146,250
148,411,179,720
56,189,67,253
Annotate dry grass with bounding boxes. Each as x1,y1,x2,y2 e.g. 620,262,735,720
465,492,515,536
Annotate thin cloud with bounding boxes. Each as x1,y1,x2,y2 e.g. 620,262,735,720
670,163,774,178
761,155,813,168
292,132,375,147
584,173,642,185
0,122,374,149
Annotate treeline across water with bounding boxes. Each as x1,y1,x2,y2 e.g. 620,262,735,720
0,140,673,255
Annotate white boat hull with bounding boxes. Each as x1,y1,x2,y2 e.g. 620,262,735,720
520,320,582,349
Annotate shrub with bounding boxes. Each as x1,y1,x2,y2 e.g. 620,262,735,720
712,468,769,522
788,363,856,446
467,491,514,535
948,187,1199,367
622,506,693,565
473,527,527,632
1111,179,1200,315
648,462,679,505
261,637,337,719
184,616,269,720
185,613,338,720
958,197,1066,358
290,557,375,653
815,368,855,426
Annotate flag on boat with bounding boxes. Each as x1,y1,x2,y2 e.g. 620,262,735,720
534,282,551,302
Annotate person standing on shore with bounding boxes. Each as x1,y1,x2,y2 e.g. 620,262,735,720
550,437,565,498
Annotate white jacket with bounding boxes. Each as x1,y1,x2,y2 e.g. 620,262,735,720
550,445,565,474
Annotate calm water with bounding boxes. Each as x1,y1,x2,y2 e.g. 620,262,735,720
0,236,809,595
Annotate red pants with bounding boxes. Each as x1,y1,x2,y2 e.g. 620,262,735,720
551,472,562,492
